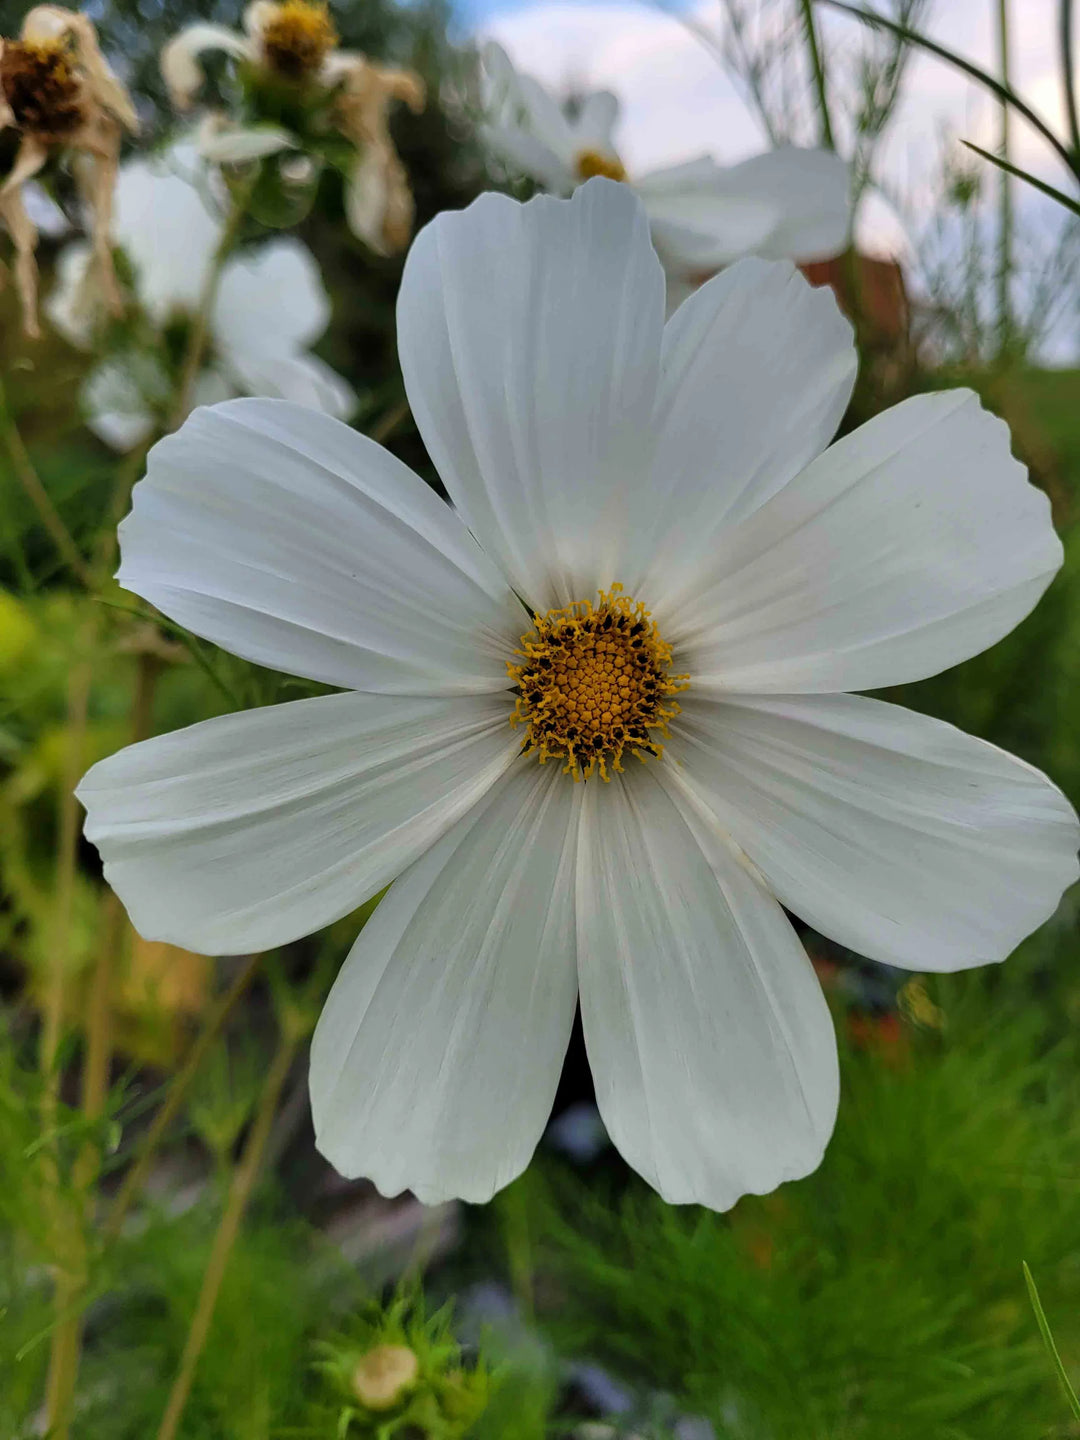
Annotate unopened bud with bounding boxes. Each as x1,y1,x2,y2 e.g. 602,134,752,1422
351,1344,419,1411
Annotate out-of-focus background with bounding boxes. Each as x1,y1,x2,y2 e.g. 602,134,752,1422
3,1,1080,1436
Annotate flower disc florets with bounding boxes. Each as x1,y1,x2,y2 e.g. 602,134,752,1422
259,0,337,79
573,147,627,183
0,38,82,137
508,585,687,780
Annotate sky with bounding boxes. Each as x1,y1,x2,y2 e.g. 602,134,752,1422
463,0,1078,267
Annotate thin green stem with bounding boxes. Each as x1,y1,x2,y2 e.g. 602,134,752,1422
961,141,1080,217
818,0,1080,177
0,381,93,589
368,397,411,445
168,176,256,433
40,650,94,1440
800,0,836,148
155,1031,299,1440
995,0,1014,358
103,953,262,1242
1062,0,1080,159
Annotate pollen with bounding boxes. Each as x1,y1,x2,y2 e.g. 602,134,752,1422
508,585,688,781
574,148,627,183
260,0,338,79
0,39,83,138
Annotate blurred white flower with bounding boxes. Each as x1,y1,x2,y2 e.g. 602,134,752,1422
160,1,424,254
0,5,137,336
480,40,851,288
79,182,1078,1211
48,148,356,450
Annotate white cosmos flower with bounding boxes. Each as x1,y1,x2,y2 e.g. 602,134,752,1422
46,147,356,450
77,180,1078,1210
479,40,851,284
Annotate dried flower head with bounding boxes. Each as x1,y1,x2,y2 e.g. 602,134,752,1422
255,0,338,80
0,6,137,338
1,38,83,137
160,3,424,254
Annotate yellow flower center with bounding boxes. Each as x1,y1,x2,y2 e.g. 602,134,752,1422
574,148,627,183
0,39,82,137
260,0,338,79
508,586,687,781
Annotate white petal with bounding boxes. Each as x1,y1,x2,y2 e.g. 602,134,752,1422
722,147,852,263
643,258,855,598
198,121,296,163
46,241,95,348
478,119,575,194
638,158,779,273
670,390,1063,692
637,147,851,272
118,399,523,694
576,766,838,1210
398,181,666,611
213,238,329,355
574,90,620,154
112,155,222,320
161,24,254,108
311,759,580,1203
82,356,162,452
22,181,68,237
344,147,390,251
481,40,577,169
78,691,520,956
189,365,235,410
87,408,154,453
667,692,1079,972
227,348,357,421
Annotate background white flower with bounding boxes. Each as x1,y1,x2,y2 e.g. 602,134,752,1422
78,181,1078,1212
480,39,852,281
47,146,356,450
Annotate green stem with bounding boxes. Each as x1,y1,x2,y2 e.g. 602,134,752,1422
41,650,94,1440
800,0,836,149
1062,0,1080,160
103,952,262,1242
995,0,1013,358
0,381,93,589
168,177,256,433
155,1031,298,1440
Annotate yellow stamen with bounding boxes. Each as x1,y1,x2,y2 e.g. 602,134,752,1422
260,0,338,79
574,148,627,183
508,585,688,782
0,38,82,137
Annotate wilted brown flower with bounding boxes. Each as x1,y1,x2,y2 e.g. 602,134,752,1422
161,2,424,255
0,6,137,338
328,55,424,254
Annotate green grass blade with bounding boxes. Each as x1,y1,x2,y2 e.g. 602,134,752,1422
1023,1262,1080,1420
960,141,1080,217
